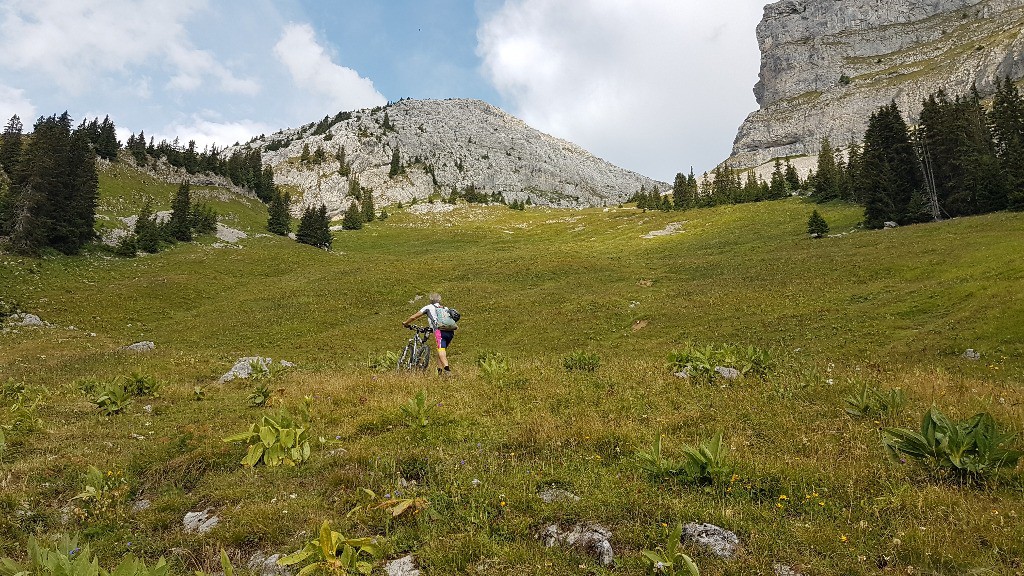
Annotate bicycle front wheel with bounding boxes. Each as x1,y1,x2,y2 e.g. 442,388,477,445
397,343,414,371
414,344,430,371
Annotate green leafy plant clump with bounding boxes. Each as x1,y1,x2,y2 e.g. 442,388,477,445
634,433,732,486
667,343,774,384
883,407,1021,482
278,521,380,576
0,535,168,576
224,412,312,468
563,350,601,372
642,522,700,576
844,382,905,417
400,390,435,429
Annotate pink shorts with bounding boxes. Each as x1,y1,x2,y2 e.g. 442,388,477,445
434,329,454,349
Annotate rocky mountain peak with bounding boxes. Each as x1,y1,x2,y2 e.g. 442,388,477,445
234,98,666,215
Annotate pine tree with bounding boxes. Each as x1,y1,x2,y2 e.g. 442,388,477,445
0,115,23,178
96,115,119,161
168,181,193,242
389,146,402,178
859,102,925,228
134,198,161,253
314,204,332,249
810,137,841,202
807,209,829,237
845,142,862,203
267,189,291,235
336,146,350,176
300,143,311,165
769,158,787,199
989,76,1024,210
296,203,331,249
361,189,375,222
784,161,801,191
66,127,99,251
672,172,688,210
342,199,364,230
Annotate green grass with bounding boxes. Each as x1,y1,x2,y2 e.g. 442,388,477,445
1,162,1022,575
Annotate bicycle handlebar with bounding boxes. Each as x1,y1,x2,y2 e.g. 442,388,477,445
406,324,433,334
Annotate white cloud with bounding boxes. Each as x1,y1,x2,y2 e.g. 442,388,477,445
155,115,274,150
0,83,36,123
0,0,258,96
273,23,386,115
477,0,766,180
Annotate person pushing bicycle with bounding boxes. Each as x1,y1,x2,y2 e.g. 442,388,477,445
403,292,458,374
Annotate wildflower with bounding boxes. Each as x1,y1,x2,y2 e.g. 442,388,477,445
500,501,506,507
661,522,667,527
69,548,81,557
778,495,788,500
839,534,848,543
819,501,825,507
776,503,783,509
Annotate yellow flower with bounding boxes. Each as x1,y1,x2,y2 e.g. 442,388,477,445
778,495,788,500
819,501,825,507
500,501,506,507
840,534,848,543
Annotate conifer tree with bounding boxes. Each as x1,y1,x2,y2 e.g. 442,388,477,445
336,146,350,176
1,115,23,178
342,199,364,230
167,181,193,242
134,198,161,253
389,146,402,178
672,172,687,210
96,115,119,161
361,189,375,222
845,142,862,203
784,161,801,191
314,204,332,249
66,127,99,251
807,209,829,237
267,189,291,235
989,76,1024,210
348,176,361,201
769,158,787,199
811,137,841,202
859,102,925,228
300,143,311,165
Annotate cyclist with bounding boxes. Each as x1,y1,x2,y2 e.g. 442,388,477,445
403,292,456,374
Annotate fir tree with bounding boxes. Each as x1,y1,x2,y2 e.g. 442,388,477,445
342,199,364,230
859,102,925,228
348,176,362,201
314,204,332,249
336,146,350,176
361,189,375,222
267,189,291,235
296,204,331,249
769,158,788,199
672,172,688,210
134,198,161,253
96,115,119,161
807,209,829,237
389,146,402,178
300,143,311,165
0,115,23,178
989,76,1024,210
810,137,841,202
167,181,193,242
784,160,801,191
66,127,99,251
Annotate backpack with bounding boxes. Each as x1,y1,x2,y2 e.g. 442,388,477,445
434,305,459,330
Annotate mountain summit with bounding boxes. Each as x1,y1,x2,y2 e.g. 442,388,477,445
729,0,1024,170
235,98,666,214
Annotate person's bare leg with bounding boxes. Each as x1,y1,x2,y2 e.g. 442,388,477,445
437,347,450,369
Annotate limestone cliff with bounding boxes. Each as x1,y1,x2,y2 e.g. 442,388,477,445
730,0,1024,171
231,99,666,215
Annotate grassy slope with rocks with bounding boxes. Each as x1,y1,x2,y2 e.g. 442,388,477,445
1,162,1022,575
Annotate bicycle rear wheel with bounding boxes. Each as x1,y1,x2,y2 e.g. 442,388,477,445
414,343,430,370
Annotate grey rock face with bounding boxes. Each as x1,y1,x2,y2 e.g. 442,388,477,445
681,522,740,558
227,99,666,213
541,523,614,566
731,0,1024,169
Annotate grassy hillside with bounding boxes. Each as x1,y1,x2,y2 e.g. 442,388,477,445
1,163,1022,575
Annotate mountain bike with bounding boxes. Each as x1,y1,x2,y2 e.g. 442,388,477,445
397,325,432,371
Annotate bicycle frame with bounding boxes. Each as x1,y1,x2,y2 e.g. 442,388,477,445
397,325,432,371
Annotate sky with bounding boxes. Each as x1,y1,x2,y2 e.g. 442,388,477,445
0,0,767,181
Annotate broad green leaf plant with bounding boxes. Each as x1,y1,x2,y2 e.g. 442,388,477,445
278,521,380,576
224,413,311,467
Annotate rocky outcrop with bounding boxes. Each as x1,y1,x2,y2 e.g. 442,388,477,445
730,0,1024,172
229,99,666,213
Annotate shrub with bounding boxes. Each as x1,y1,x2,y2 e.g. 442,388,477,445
367,350,398,373
125,371,162,397
113,234,137,257
883,407,1021,482
190,202,218,234
563,351,600,372
807,209,829,237
667,343,774,383
223,412,312,468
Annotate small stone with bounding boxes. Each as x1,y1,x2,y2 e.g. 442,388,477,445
681,522,740,558
183,508,220,533
247,552,293,576
279,360,295,367
143,404,153,413
385,555,420,576
131,433,147,441
132,499,152,512
537,487,581,503
773,564,803,576
715,366,742,380
673,368,690,379
124,341,156,352
963,349,981,361
219,356,272,383
17,314,46,327
541,523,614,566
883,221,899,228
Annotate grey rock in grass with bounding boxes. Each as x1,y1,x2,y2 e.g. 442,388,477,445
132,499,151,512
681,523,740,558
541,523,614,566
673,368,690,379
218,357,293,383
247,552,293,576
773,564,803,576
215,223,248,243
883,221,899,229
963,349,981,361
14,313,47,327
715,366,742,380
384,555,420,576
537,487,581,503
125,341,156,352
182,508,220,533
